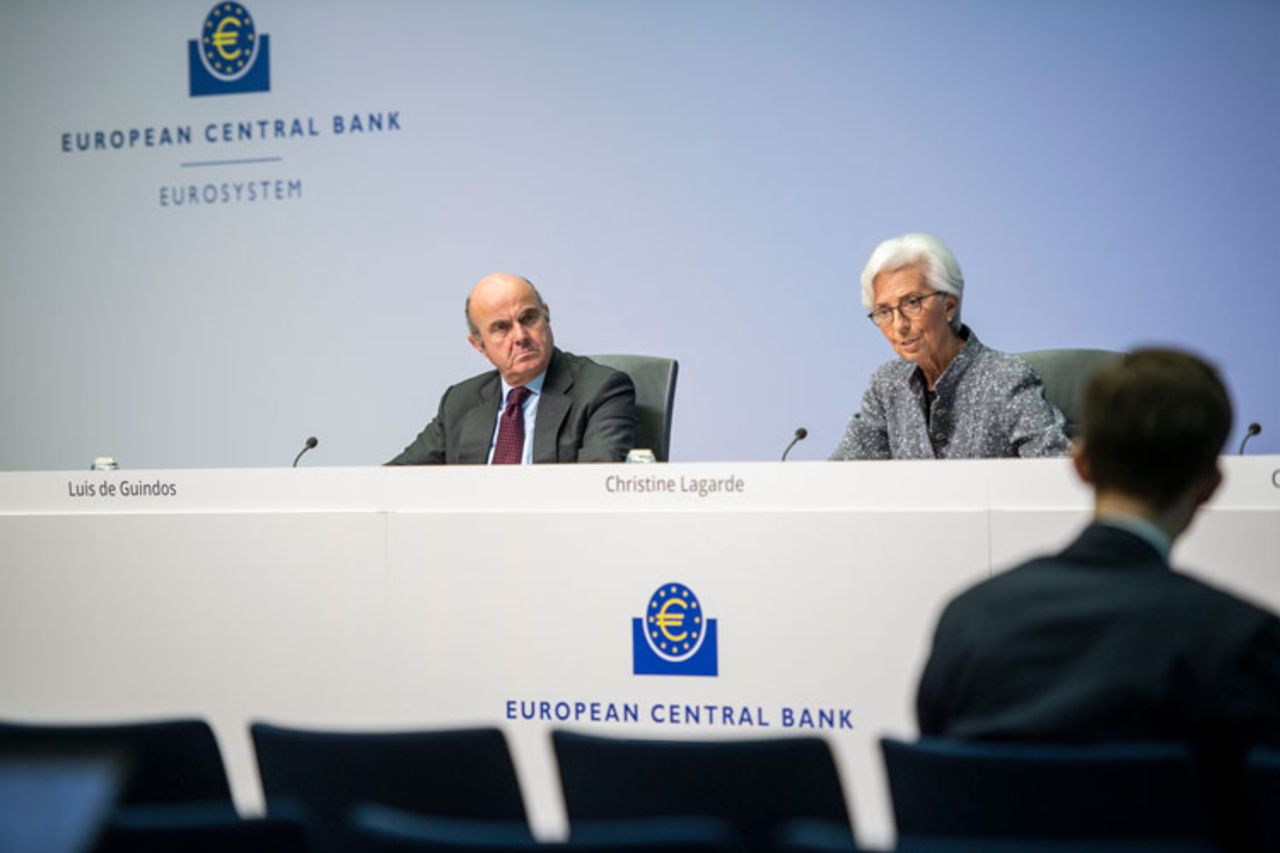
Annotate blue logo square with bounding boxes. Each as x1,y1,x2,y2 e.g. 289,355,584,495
632,583,719,677
188,4,270,97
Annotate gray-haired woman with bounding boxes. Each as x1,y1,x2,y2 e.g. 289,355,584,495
831,233,1069,460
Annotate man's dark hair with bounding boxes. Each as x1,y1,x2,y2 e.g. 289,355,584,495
1081,348,1232,509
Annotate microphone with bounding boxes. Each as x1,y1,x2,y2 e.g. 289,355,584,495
1238,422,1261,455
293,436,319,468
781,427,808,462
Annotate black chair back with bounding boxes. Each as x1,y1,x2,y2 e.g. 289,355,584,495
881,738,1215,842
553,731,851,853
588,355,679,461
1017,349,1121,438
0,718,232,808
252,724,527,852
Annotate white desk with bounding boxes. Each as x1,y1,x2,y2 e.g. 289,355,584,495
2,459,1277,849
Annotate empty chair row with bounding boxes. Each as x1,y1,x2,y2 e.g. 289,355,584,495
3,718,1279,852
0,719,852,853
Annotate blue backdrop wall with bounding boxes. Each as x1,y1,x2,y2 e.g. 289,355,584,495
2,0,1277,469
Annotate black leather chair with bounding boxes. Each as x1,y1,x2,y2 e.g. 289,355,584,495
881,738,1216,846
252,723,527,853
589,355,679,461
553,731,852,853
1017,349,1121,438
0,718,233,809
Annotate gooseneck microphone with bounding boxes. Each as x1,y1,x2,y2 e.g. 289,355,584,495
1238,423,1262,455
781,427,808,462
293,436,319,467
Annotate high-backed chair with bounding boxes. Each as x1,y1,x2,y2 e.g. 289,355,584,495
553,731,853,853
588,355,679,461
0,718,233,809
1247,746,1280,853
1017,349,1122,438
351,805,736,853
880,738,1215,844
252,724,527,853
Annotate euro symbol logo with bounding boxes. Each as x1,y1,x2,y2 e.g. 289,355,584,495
635,582,716,674
212,17,244,60
644,583,705,660
191,3,267,94
654,599,689,642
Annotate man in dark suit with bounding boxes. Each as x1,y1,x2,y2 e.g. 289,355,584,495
388,273,636,465
917,348,1280,746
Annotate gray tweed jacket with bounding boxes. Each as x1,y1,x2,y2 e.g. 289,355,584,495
830,326,1069,460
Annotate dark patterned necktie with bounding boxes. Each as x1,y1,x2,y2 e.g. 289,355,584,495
491,386,531,465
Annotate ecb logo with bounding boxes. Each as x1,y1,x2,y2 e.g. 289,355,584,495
632,583,718,677
188,3,270,97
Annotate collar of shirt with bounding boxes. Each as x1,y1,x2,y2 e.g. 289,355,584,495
1094,512,1173,563
487,370,548,465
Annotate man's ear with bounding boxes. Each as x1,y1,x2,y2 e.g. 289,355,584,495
467,333,485,355
542,303,551,323
1071,441,1094,485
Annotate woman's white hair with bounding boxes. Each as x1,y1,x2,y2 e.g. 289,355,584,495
860,233,965,331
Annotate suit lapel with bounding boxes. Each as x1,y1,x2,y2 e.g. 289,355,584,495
457,375,501,464
532,350,571,463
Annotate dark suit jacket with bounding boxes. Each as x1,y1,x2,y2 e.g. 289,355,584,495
387,348,636,465
917,523,1280,745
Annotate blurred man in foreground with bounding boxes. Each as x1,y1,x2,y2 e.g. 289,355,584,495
389,273,636,465
916,348,1280,847
919,347,1279,740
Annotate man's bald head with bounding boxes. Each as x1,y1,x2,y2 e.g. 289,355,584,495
464,273,555,386
465,274,545,336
